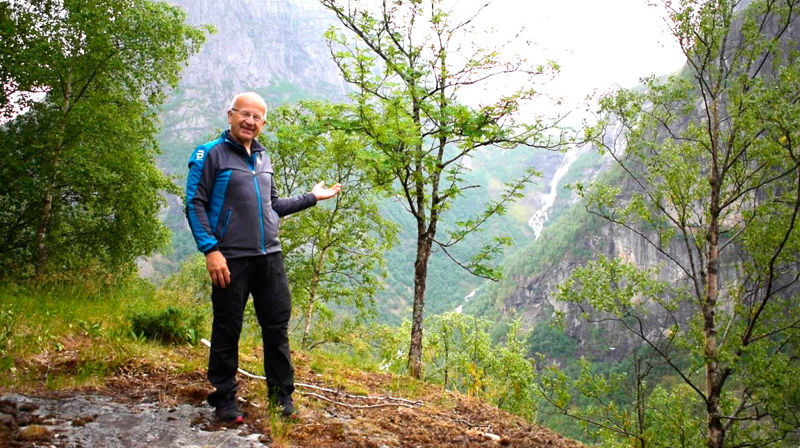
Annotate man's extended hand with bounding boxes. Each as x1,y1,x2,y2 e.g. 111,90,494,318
206,250,230,288
312,181,342,201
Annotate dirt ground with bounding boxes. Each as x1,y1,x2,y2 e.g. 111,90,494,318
0,351,584,448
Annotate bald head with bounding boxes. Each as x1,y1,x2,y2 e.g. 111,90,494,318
230,92,267,111
227,92,268,152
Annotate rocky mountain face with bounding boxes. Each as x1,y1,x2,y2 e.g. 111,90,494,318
150,0,350,273
500,210,691,361
161,0,347,157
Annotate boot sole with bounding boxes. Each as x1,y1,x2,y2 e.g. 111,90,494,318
218,415,244,424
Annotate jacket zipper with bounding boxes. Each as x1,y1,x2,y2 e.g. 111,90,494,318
219,209,232,241
250,153,266,253
226,134,268,254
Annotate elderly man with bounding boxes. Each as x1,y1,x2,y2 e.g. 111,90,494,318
185,91,340,422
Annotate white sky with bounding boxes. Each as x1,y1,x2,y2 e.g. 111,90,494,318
456,0,687,123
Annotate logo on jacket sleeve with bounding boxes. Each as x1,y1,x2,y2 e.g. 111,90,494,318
196,150,205,160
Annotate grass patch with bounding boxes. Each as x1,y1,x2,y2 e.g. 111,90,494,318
384,374,427,400
2,269,461,430
0,275,211,391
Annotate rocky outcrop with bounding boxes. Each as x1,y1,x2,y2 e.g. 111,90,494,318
503,213,695,361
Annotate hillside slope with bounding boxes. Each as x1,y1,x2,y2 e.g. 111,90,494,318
0,344,583,448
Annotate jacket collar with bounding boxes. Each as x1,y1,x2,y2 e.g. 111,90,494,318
221,130,265,157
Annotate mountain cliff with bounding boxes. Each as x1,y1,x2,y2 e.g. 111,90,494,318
159,0,347,171
148,0,349,273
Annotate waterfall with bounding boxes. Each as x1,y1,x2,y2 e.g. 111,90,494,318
528,147,582,239
455,287,479,314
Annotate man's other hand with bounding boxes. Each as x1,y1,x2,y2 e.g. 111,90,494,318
206,251,230,288
312,181,342,201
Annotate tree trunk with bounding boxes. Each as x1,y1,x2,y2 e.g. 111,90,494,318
409,232,432,379
302,295,315,349
704,98,725,448
34,73,71,281
302,248,327,348
34,182,55,280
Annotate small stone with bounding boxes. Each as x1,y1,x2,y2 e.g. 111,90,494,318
17,413,45,427
71,414,97,427
0,413,15,428
18,402,38,412
18,425,52,442
0,400,16,416
0,412,17,443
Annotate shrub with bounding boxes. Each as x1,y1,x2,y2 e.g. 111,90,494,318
129,306,203,345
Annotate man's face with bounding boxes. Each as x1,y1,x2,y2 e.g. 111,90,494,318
227,95,266,146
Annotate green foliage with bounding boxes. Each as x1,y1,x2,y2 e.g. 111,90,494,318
352,312,539,420
541,1,800,446
129,306,203,345
0,275,214,390
321,0,566,376
0,0,210,279
556,256,673,316
157,254,209,303
0,303,15,369
642,384,705,448
260,100,398,348
528,320,580,361
424,313,538,420
361,320,414,373
425,312,494,394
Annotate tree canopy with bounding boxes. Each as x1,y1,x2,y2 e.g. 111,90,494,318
0,0,210,280
545,1,800,446
321,0,565,378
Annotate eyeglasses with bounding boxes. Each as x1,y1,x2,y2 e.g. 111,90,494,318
231,108,265,123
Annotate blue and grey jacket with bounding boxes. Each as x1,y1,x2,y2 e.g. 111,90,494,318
185,130,317,258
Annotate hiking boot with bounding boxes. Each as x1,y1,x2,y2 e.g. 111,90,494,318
211,391,244,423
278,394,296,419
272,388,297,419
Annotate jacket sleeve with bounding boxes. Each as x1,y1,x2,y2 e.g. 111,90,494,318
271,176,317,217
185,145,219,254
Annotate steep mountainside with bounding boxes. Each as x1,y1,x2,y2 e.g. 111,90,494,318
159,0,347,173
151,0,348,272
151,1,591,325
464,148,641,359
468,190,690,362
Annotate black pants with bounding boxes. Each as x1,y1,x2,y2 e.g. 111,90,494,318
207,253,295,397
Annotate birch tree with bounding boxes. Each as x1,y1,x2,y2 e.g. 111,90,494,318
0,0,209,280
321,0,563,378
547,1,800,446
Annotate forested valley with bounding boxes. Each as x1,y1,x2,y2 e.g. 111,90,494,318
1,1,799,447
